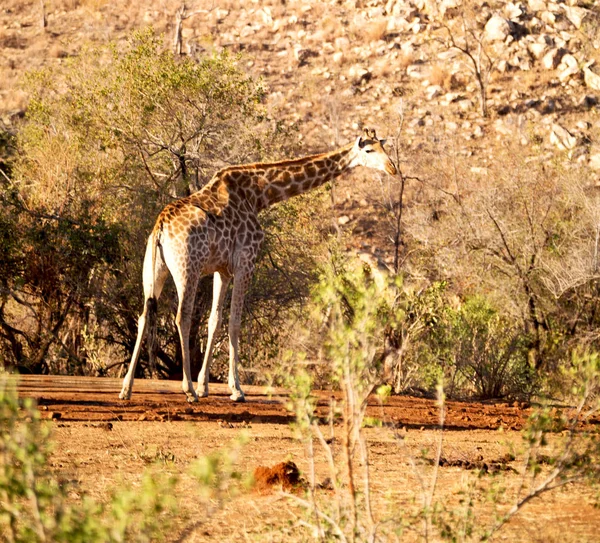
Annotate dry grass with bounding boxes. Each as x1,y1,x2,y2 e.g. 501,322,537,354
428,63,456,89
362,17,388,43
41,417,600,543
398,49,415,69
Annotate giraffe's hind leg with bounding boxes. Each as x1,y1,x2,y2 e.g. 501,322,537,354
173,268,202,403
196,272,231,398
120,236,169,400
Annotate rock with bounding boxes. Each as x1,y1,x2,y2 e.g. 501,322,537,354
426,85,443,100
215,8,229,22
584,64,600,91
558,54,579,82
576,121,590,131
561,4,588,29
589,152,600,171
294,47,315,66
509,54,531,71
549,123,577,151
260,7,273,25
334,36,350,51
338,215,351,225
348,65,372,85
540,11,555,25
332,51,344,64
484,15,512,42
528,0,546,11
580,95,598,109
494,119,513,136
541,48,564,70
504,2,523,20
386,16,410,33
561,54,578,69
438,0,461,15
528,41,548,59
406,64,426,79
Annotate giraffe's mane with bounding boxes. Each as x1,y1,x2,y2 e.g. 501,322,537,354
214,141,354,178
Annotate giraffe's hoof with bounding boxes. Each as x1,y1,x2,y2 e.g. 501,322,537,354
184,387,199,403
195,388,209,398
230,392,246,403
119,390,131,400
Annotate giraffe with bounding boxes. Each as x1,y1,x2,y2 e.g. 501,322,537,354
119,128,397,403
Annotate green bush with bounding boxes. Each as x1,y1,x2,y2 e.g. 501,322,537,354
418,296,533,399
0,371,177,542
0,29,319,378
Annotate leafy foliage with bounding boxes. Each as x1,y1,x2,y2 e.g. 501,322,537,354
0,371,177,542
0,29,323,378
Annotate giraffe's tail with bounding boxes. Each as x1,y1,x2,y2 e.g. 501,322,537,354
120,227,163,397
146,296,158,377
145,227,161,377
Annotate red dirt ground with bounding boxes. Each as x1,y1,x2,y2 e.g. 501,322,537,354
14,375,600,542
17,374,535,430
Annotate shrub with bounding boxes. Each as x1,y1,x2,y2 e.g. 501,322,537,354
419,295,533,399
0,371,177,542
0,29,318,379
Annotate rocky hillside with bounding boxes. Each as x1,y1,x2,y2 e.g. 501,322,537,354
2,0,599,157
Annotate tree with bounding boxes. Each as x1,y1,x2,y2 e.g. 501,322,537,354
0,29,317,378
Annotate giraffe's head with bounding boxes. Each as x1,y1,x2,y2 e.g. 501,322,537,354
349,128,397,176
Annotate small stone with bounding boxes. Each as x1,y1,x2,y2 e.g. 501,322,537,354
332,51,344,64
426,85,443,100
540,11,556,25
338,215,351,225
504,2,523,20
550,123,577,151
334,36,350,51
589,152,600,171
484,15,512,42
528,42,548,59
576,121,590,131
541,48,564,70
584,65,600,91
528,0,546,11
559,65,579,82
561,54,578,69
561,4,588,29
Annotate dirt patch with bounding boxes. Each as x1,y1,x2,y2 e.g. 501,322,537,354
436,453,516,474
16,375,540,430
12,375,600,542
253,461,302,494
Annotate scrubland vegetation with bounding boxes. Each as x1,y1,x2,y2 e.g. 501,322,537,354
1,24,600,400
2,0,600,540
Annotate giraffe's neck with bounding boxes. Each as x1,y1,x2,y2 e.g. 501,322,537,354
222,143,355,212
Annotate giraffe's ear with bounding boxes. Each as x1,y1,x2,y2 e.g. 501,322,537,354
379,138,387,146
358,135,367,148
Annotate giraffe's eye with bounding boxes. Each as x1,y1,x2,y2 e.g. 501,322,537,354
365,149,374,153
